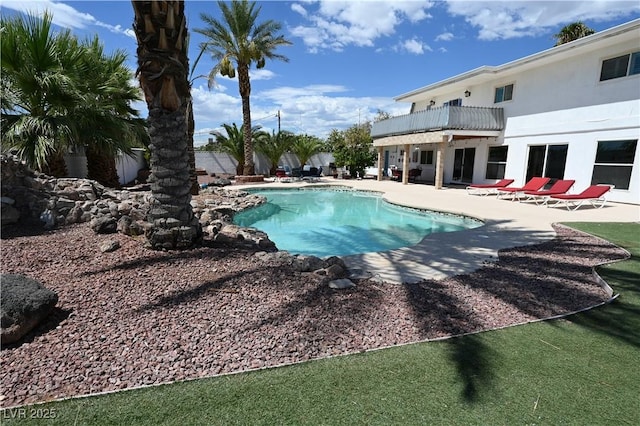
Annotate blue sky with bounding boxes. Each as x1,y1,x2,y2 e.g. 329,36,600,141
2,1,639,146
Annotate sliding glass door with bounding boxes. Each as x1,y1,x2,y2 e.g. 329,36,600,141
452,148,475,183
526,144,568,183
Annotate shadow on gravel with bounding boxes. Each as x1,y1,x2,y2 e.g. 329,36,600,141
133,267,260,312
0,221,48,239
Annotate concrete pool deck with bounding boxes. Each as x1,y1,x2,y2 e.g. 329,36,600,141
238,178,640,284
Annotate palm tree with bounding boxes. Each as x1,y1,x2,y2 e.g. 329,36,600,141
255,130,295,176
290,134,325,167
76,37,148,188
195,0,292,175
553,22,595,46
1,13,147,186
131,0,201,249
210,123,267,175
1,12,83,176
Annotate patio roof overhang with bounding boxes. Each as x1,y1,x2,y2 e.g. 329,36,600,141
372,129,502,147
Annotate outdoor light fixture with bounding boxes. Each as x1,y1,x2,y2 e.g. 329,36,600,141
464,90,471,97
429,100,436,106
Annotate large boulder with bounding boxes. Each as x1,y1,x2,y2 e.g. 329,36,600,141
1,274,59,345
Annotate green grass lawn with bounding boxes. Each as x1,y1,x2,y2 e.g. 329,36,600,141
3,222,639,425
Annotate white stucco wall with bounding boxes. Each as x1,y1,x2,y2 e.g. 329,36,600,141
397,27,640,204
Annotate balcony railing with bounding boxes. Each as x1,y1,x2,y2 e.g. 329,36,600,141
371,105,504,138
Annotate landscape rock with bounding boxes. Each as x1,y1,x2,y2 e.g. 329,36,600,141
100,240,121,253
90,216,117,234
1,274,59,345
1,202,20,226
292,255,326,273
328,278,356,289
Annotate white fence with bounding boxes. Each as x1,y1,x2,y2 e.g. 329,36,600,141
64,148,335,183
195,151,335,177
65,148,147,185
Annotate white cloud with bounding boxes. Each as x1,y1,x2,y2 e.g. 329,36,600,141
290,0,434,52
445,0,640,40
397,37,431,54
291,3,308,17
190,82,406,141
250,69,277,81
1,0,134,38
435,31,454,42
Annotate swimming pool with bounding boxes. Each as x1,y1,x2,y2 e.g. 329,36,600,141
233,187,482,257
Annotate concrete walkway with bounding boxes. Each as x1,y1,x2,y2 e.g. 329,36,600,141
238,178,640,284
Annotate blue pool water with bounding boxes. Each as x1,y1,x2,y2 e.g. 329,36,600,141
233,188,482,257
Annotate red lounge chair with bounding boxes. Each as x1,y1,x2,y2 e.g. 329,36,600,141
522,179,575,205
275,168,292,182
466,179,514,195
547,184,613,210
497,177,550,200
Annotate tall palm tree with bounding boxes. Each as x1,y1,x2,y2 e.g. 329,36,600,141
553,22,595,46
1,12,83,175
195,0,292,175
255,130,295,176
131,0,201,249
211,123,267,175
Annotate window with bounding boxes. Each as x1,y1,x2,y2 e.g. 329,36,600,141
525,144,568,183
445,98,462,107
494,84,514,103
591,140,637,190
600,52,640,81
420,150,434,165
411,149,419,163
485,146,508,179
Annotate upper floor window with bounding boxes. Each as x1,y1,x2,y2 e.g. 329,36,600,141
494,84,513,103
445,98,462,107
600,52,640,81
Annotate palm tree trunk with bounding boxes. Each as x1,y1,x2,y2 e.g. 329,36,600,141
86,145,121,188
132,0,201,249
187,98,199,195
238,63,254,176
41,149,68,178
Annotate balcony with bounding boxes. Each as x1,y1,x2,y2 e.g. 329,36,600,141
371,105,504,139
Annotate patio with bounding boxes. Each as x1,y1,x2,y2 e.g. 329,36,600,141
243,178,639,283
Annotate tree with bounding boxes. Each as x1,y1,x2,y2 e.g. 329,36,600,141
210,123,267,175
1,12,83,176
1,12,146,185
76,37,148,188
255,130,295,176
374,109,391,122
553,22,595,46
131,0,201,249
328,124,376,178
290,134,325,167
195,0,292,175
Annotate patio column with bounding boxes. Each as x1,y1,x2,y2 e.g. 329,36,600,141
435,137,446,189
402,143,410,185
377,146,383,181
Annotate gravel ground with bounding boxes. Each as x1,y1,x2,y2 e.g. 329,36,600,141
0,221,627,408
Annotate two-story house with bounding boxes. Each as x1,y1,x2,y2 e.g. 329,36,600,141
371,19,639,205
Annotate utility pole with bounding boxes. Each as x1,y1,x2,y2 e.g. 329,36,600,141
277,110,281,133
